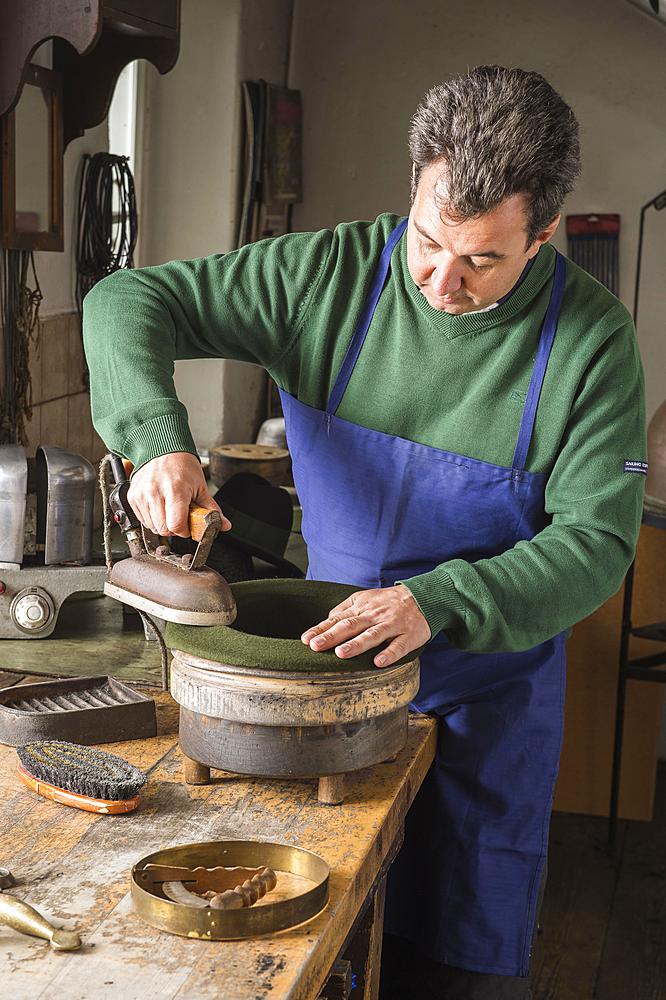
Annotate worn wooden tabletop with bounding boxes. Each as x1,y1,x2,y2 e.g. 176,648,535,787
0,675,436,1000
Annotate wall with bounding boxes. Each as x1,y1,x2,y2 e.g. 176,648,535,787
137,0,294,449
288,0,666,421
24,123,109,465
3,39,109,463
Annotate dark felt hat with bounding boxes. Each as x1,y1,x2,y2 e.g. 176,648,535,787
213,473,304,579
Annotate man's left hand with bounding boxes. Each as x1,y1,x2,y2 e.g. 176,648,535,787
301,585,431,668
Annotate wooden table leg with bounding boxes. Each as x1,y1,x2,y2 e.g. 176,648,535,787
183,754,211,785
340,875,387,999
362,876,386,999
318,774,345,805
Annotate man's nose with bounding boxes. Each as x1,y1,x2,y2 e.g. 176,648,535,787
431,256,463,296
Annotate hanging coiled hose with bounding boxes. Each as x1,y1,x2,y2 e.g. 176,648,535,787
75,152,138,319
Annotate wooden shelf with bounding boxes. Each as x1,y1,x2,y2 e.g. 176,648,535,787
0,0,180,148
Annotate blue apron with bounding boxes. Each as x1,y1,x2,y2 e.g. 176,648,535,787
279,218,567,978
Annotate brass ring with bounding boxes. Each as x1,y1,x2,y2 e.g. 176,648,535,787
131,839,329,940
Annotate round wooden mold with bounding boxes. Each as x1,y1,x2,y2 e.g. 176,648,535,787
170,652,420,803
208,443,290,487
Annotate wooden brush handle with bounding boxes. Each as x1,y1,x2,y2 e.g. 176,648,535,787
17,764,140,815
209,868,277,910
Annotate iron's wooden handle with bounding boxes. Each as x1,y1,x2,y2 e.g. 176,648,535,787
188,505,221,542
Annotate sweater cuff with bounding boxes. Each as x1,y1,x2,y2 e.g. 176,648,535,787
122,411,198,472
398,568,466,638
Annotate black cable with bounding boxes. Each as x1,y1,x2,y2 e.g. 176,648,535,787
75,152,138,320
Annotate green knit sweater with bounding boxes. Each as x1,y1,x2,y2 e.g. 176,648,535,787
83,214,646,653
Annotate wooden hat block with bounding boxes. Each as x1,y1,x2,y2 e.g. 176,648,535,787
166,580,420,804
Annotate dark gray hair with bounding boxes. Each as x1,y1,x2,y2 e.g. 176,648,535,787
409,66,581,245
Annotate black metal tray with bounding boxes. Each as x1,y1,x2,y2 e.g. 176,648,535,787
0,675,156,746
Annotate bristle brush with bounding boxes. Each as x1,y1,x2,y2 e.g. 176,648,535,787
16,741,147,814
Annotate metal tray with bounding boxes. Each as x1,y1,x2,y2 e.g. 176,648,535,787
0,675,156,746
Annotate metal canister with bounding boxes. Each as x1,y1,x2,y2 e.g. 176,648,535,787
36,446,95,565
0,445,27,567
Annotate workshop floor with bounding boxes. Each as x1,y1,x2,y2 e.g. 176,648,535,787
532,766,666,1000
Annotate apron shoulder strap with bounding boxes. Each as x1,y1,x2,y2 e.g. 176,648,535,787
326,218,408,415
512,252,567,472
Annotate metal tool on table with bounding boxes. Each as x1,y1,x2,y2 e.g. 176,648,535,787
102,454,237,627
0,868,81,950
0,675,156,746
0,444,107,638
132,839,329,939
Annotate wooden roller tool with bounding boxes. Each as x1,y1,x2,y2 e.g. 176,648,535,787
210,868,278,911
143,863,278,910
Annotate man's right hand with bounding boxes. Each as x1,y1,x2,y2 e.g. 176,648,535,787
126,451,232,538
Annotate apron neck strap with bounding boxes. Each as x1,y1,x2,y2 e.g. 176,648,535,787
326,217,408,415
511,252,567,472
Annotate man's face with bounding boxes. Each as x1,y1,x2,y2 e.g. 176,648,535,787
406,160,559,314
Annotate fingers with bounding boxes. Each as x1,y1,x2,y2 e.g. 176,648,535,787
325,596,355,620
125,451,230,538
192,483,232,532
300,585,430,668
302,615,387,652
374,636,410,669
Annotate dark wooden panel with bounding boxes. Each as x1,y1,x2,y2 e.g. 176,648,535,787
179,706,408,777
555,523,666,820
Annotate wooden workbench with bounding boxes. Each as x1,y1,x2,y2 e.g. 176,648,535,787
0,677,436,1000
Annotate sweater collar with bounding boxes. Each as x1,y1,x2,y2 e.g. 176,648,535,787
398,235,556,338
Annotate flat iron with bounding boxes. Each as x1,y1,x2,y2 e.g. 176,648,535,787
103,456,237,627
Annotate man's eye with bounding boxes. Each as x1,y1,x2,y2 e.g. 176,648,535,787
469,259,494,271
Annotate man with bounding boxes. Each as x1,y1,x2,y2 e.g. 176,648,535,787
84,66,646,997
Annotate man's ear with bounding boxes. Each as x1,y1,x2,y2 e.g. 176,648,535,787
528,214,561,256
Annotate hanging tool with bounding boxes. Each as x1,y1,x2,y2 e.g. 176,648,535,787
101,455,237,626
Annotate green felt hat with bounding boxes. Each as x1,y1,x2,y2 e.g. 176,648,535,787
166,578,423,673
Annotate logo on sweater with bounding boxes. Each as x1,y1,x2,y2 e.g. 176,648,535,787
624,460,648,474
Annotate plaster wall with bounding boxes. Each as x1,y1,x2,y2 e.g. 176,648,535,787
137,0,294,449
